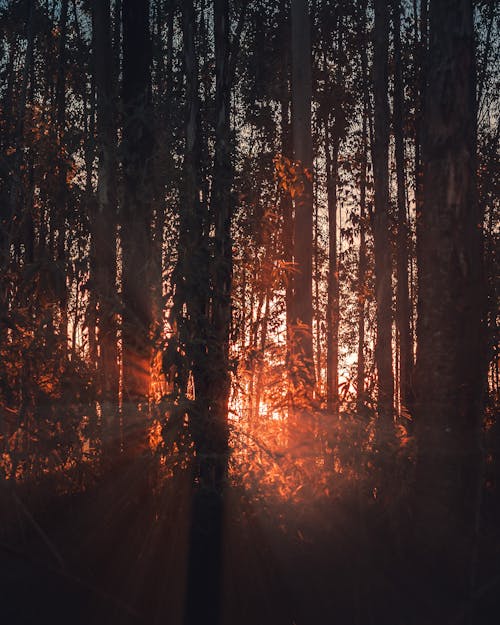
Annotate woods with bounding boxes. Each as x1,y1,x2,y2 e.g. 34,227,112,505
0,1,499,624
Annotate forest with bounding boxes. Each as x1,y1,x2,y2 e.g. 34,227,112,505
0,0,499,623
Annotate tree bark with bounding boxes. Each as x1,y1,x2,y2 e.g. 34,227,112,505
121,0,154,405
325,119,340,417
93,0,119,447
290,0,315,404
278,0,294,411
357,0,370,415
414,0,484,603
414,0,427,299
184,1,233,622
357,104,368,415
372,0,394,421
392,0,413,414
55,0,69,348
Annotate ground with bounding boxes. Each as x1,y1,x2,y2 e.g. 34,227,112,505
1,449,500,625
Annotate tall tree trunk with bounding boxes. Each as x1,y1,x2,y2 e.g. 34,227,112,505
184,1,232,623
2,2,34,267
357,0,370,415
313,177,322,393
55,0,69,348
210,0,232,519
414,0,484,604
162,0,204,462
150,2,168,356
176,0,206,424
372,0,394,421
325,119,340,417
121,0,153,405
93,0,119,448
86,66,98,371
392,0,413,414
357,104,368,415
414,0,427,293
290,0,315,405
278,0,294,410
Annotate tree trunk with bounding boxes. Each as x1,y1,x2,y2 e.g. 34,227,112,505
86,66,98,371
55,0,69,348
414,0,427,305
290,0,315,403
414,0,484,604
278,0,294,411
121,0,153,405
372,0,394,421
357,104,368,415
93,0,119,449
184,1,232,623
392,0,413,414
3,1,34,266
325,119,340,417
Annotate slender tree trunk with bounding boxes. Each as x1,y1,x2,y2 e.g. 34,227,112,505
86,68,98,371
357,0,370,415
278,0,294,410
184,1,232,623
325,119,340,417
93,0,119,448
121,0,154,464
121,0,153,405
209,0,232,510
357,105,368,415
3,2,34,266
162,0,203,460
414,0,427,287
392,0,413,414
290,0,315,402
414,0,484,605
150,3,167,355
313,178,322,393
55,0,69,348
372,0,394,421
177,0,206,416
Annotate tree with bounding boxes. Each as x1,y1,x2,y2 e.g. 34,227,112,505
356,0,371,415
184,1,236,623
371,0,394,421
357,94,369,416
414,0,485,601
121,0,154,408
325,113,340,417
392,0,413,414
290,0,315,403
54,0,69,346
92,0,119,446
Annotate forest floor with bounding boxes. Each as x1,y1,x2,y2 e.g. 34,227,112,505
1,450,500,625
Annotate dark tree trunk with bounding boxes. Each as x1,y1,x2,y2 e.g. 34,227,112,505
414,0,427,309
175,0,205,388
86,68,98,371
356,0,370,415
93,0,119,447
3,2,34,265
325,119,340,417
279,0,294,408
290,0,315,402
209,0,232,525
184,1,233,623
414,0,485,605
372,0,394,421
357,105,368,415
54,0,69,347
392,0,413,414
121,0,153,405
